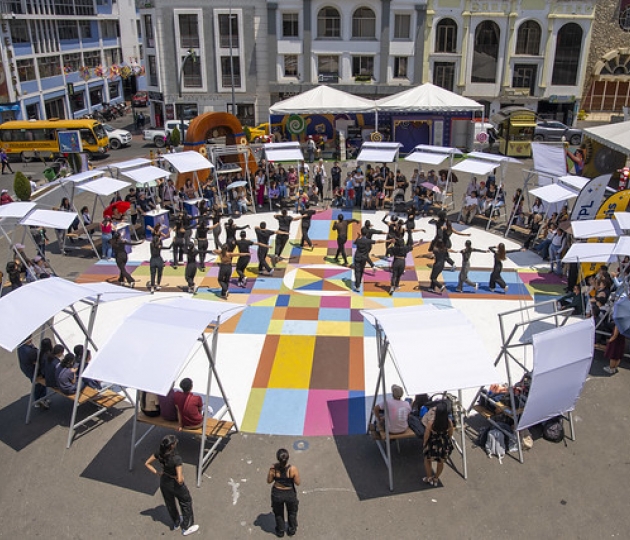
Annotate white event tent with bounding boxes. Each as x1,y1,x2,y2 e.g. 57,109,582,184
83,296,244,486
375,83,483,113
361,305,498,491
269,85,376,115
583,120,630,156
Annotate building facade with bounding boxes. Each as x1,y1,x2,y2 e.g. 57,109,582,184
0,0,143,122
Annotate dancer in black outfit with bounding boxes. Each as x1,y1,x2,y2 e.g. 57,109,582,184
195,218,220,270
171,211,193,268
255,223,288,275
273,209,302,265
361,220,386,269
298,202,325,249
353,230,386,291
184,242,199,293
267,448,301,538
382,214,399,257
488,243,512,293
389,237,420,295
111,231,141,286
332,214,360,265
212,244,241,299
429,211,469,269
234,230,268,287
428,239,456,293
224,218,249,250
210,205,223,250
145,435,199,536
404,209,425,248
455,239,487,293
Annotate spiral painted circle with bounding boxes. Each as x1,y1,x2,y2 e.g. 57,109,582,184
287,114,306,134
370,131,383,142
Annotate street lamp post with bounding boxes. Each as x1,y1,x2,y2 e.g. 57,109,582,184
228,7,236,116
178,49,197,148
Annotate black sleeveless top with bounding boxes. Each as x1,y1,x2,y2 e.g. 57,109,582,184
273,464,295,490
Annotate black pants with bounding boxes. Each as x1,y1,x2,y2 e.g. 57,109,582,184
271,487,298,536
457,263,474,290
354,258,367,287
335,235,348,263
275,233,289,258
236,255,250,281
150,256,164,287
116,255,134,283
258,246,271,273
300,224,312,248
185,262,197,289
391,257,405,288
1,160,13,173
160,476,194,530
197,239,208,267
430,261,445,290
489,269,506,290
218,264,232,296
172,239,185,265
212,226,223,250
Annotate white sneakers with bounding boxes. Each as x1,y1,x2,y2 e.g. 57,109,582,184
182,524,199,536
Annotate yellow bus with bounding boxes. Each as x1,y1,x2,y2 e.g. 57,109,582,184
0,119,109,162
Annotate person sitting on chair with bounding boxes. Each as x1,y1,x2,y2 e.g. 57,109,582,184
373,384,412,435
173,378,204,430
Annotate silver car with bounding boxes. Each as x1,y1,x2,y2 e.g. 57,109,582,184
533,121,582,145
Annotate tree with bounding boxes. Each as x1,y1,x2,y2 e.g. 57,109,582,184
13,171,31,201
170,126,181,147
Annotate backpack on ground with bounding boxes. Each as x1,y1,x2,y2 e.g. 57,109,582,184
542,416,565,444
485,428,506,463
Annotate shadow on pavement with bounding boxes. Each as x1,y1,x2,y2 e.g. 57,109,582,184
140,505,172,529
0,395,58,451
253,513,277,536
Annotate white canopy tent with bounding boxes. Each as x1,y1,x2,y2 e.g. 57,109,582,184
529,183,577,205
562,242,617,263
614,211,630,230
557,175,591,193
361,305,498,490
0,202,38,273
98,158,152,178
20,208,78,230
83,296,245,486
375,83,483,112
269,85,376,115
161,151,214,174
569,219,621,239
583,120,630,156
0,277,143,446
79,177,131,226
120,165,172,188
356,142,402,164
451,159,497,176
263,141,305,163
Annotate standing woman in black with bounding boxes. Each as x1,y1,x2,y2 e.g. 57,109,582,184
224,218,249,250
145,435,199,535
111,231,140,287
404,209,425,249
430,211,469,268
212,244,240,299
267,448,301,538
171,211,190,269
429,239,456,293
184,241,199,293
489,243,510,293
148,223,170,293
210,205,223,250
195,218,220,270
389,237,420,295
456,239,487,293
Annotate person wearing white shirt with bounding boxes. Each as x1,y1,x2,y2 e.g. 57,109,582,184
460,192,479,224
373,384,412,435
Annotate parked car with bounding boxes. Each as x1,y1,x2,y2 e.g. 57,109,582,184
533,121,583,145
103,124,132,150
131,91,149,107
143,120,189,148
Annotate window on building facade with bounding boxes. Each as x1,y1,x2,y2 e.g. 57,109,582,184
38,56,61,78
282,13,299,38
54,0,74,16
318,55,339,81
108,81,120,99
101,20,120,40
89,86,103,106
434,62,455,91
58,21,78,40
471,21,499,83
512,64,537,94
551,23,582,86
144,15,154,48
394,57,408,79
148,55,158,86
5,0,22,14
75,0,94,16
70,91,86,113
10,20,29,43
317,7,341,38
63,53,81,72
183,56,202,87
221,57,241,88
83,50,101,68
393,14,411,39
352,7,375,39
284,55,298,77
17,59,36,82
45,98,66,119
435,18,457,53
79,21,92,39
136,19,142,39
620,0,630,31
515,21,541,55
218,13,239,49
104,48,121,66
352,56,374,77
179,14,200,49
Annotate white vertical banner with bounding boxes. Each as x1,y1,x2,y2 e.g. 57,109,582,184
570,174,611,221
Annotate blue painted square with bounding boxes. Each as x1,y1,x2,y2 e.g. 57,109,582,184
256,389,308,435
252,276,283,290
318,308,351,321
276,294,291,306
235,306,274,334
348,391,367,435
363,321,376,337
281,320,319,335
309,221,333,239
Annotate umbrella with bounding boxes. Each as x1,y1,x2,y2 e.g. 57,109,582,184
226,180,248,190
103,201,131,218
613,295,630,338
421,182,441,193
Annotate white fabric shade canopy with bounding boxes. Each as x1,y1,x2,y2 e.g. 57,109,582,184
465,152,521,164
83,297,244,396
357,142,402,163
375,83,483,112
121,165,172,186
583,120,630,156
612,236,630,256
569,219,621,239
60,170,105,184
362,305,498,395
562,242,616,263
531,143,568,178
100,158,151,172
20,209,78,229
529,183,577,204
162,152,213,173
269,85,376,114
79,177,131,196
0,201,36,219
0,277,143,351
518,319,594,430
404,152,450,165
614,211,630,230
264,142,304,162
451,159,498,176
557,175,590,192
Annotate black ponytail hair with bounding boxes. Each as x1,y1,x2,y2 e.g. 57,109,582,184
158,434,178,462
274,448,289,471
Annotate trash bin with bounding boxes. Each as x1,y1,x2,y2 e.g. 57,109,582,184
43,167,56,182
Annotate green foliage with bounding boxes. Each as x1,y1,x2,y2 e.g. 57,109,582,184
13,171,31,201
171,126,181,147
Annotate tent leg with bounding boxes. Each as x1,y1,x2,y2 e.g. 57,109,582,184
129,390,140,470
458,389,467,480
567,411,576,441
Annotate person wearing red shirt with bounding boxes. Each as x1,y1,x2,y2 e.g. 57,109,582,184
173,378,204,430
